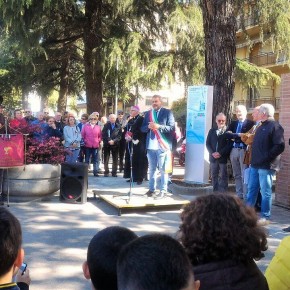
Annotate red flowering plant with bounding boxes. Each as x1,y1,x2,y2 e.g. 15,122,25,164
25,136,66,165
15,124,66,165
9,123,66,165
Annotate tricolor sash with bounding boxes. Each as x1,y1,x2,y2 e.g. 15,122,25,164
149,109,170,151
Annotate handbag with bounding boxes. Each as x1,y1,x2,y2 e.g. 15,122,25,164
243,147,251,165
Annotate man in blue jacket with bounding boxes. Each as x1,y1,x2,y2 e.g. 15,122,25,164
141,95,175,199
247,103,285,225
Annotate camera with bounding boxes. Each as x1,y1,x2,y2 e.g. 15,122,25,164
19,262,27,275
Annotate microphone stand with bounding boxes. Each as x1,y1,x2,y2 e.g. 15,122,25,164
127,140,134,202
113,139,146,204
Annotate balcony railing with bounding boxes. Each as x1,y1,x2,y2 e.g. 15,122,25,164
237,14,259,30
244,52,287,66
234,97,280,110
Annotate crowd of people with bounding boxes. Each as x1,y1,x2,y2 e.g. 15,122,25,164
0,95,179,200
1,193,289,290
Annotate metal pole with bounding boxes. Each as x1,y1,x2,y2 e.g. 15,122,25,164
115,58,119,115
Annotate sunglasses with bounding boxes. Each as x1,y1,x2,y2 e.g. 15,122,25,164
44,112,49,114
90,118,97,120
24,111,31,113
217,120,226,123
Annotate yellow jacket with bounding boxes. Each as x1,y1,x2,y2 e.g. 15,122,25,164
265,236,290,290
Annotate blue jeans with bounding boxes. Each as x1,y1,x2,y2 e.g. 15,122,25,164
147,149,168,192
247,167,275,218
85,148,99,174
246,167,260,207
65,149,80,163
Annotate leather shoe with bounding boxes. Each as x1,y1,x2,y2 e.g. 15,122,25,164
112,174,117,177
94,173,99,177
154,190,166,200
145,190,154,197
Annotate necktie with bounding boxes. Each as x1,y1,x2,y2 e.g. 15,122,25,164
236,121,242,133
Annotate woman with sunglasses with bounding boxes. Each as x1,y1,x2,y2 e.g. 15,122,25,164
81,113,102,176
63,116,82,163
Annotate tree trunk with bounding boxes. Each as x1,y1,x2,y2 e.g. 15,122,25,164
58,57,70,113
200,0,236,124
83,0,104,115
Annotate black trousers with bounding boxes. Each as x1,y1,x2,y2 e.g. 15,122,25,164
103,146,119,175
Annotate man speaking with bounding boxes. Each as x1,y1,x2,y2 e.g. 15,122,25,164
141,95,175,199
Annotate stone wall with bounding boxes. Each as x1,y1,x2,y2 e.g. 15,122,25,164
275,73,290,208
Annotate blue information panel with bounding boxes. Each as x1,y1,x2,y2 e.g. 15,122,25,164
186,86,207,144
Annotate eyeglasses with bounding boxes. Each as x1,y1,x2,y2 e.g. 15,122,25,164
48,120,55,123
118,113,123,115
24,111,31,113
44,112,49,114
217,120,226,123
90,118,97,120
81,118,87,120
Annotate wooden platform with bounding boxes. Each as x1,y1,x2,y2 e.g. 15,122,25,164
96,191,190,215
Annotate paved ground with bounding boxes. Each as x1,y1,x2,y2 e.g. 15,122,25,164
3,164,290,290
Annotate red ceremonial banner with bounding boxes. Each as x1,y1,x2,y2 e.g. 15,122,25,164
0,134,24,168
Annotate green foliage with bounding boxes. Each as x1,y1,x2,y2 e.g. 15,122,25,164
236,58,280,90
1,0,289,114
169,3,205,86
171,98,187,129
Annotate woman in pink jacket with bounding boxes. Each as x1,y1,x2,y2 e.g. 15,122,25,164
81,112,102,176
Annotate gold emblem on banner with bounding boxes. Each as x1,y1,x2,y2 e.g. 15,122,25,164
4,147,12,155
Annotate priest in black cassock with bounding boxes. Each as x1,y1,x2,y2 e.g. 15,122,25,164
123,105,146,185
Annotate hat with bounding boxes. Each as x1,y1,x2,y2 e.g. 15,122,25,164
131,105,140,111
117,110,124,114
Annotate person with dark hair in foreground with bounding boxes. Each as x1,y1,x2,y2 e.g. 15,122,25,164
117,234,200,290
178,194,269,290
0,207,31,290
82,226,138,290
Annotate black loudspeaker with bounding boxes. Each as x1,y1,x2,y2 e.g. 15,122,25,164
60,163,89,204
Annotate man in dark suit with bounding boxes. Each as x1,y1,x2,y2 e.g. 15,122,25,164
206,113,232,192
102,114,122,177
141,95,175,199
116,110,127,173
227,105,255,199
